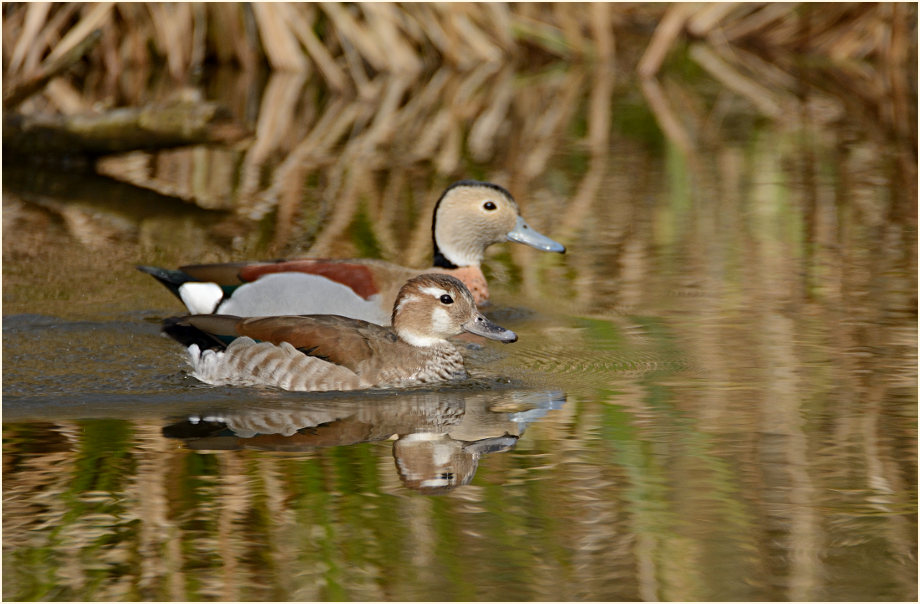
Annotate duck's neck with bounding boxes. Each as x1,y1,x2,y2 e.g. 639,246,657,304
432,247,459,269
432,232,485,269
396,329,452,348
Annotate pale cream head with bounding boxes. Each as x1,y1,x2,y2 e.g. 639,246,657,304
431,181,566,268
391,274,517,347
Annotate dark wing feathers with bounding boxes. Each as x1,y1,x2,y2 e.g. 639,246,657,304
233,315,389,372
179,261,276,285
237,260,379,299
162,316,233,350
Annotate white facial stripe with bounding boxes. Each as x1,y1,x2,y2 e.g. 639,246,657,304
420,285,450,299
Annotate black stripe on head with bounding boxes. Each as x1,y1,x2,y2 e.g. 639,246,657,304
431,180,515,269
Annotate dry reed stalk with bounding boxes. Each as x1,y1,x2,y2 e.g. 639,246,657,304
362,2,422,76
637,3,692,79
304,164,363,256
686,2,741,37
303,97,362,158
44,77,88,114
443,3,504,65
884,3,911,142
552,2,589,57
1,6,24,61
721,3,795,41
509,11,569,58
372,168,409,260
556,66,614,245
148,2,192,80
285,5,348,91
406,4,451,62
110,3,150,77
468,66,514,161
436,116,462,175
212,3,261,72
321,2,388,73
640,76,693,155
588,3,614,151
725,42,798,92
689,42,785,119
518,69,586,180
32,3,81,63
7,1,52,74
358,75,412,155
44,2,112,65
205,3,240,66
270,157,305,254
403,179,450,267
214,455,247,601
392,70,453,163
484,2,514,50
235,72,308,215
252,3,309,72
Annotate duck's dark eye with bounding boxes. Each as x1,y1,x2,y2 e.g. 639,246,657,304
440,294,454,304
483,201,497,211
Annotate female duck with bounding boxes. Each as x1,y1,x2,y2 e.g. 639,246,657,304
164,274,517,392
141,180,564,324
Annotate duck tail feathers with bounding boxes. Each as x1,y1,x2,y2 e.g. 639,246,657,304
162,316,230,351
137,266,194,300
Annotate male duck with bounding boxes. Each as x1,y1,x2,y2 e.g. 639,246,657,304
140,180,564,325
163,274,517,392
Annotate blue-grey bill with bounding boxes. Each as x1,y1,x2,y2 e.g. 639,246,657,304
464,314,518,343
506,215,566,253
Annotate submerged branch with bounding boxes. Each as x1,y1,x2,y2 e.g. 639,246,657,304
3,101,250,157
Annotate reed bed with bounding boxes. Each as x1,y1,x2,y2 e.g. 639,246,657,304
3,3,914,134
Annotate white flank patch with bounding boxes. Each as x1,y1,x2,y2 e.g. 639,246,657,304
179,282,224,314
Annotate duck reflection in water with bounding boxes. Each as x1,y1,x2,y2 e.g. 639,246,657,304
162,389,565,494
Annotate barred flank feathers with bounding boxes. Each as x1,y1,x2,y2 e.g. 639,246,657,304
189,337,364,391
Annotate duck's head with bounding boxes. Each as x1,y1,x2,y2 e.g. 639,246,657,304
431,180,566,269
392,274,518,347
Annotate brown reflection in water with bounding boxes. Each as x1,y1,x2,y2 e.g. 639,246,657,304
161,390,561,495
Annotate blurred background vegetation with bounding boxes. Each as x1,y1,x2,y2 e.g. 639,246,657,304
2,4,917,601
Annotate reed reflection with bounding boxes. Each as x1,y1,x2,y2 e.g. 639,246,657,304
162,389,565,494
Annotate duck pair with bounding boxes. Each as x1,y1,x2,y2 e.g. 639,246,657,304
149,181,565,392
